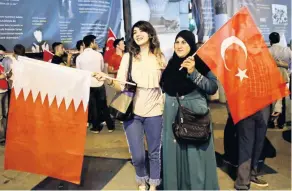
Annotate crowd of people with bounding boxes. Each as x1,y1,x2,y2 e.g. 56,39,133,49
0,20,291,190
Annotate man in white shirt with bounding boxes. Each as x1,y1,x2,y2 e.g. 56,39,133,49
269,32,291,128
76,35,114,133
269,32,291,64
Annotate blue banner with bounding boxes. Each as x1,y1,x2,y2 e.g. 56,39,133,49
234,0,291,44
0,0,121,51
192,0,216,42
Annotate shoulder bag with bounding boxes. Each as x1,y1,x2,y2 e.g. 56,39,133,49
109,53,137,121
172,94,211,144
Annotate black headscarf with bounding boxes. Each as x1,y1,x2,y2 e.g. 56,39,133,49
160,30,210,97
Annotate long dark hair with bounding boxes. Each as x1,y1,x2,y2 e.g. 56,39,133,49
128,21,163,66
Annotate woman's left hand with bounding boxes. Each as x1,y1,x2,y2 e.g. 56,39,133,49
180,56,195,74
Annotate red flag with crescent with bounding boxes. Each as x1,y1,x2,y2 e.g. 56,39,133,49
103,28,116,63
196,7,290,124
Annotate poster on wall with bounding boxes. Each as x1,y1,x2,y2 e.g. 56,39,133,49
0,0,121,51
192,0,215,42
130,0,190,61
232,0,291,43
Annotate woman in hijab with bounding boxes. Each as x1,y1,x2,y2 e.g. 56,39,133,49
160,30,219,190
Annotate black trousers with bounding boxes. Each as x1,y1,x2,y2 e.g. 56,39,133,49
223,114,237,165
88,86,114,131
277,98,286,127
289,74,292,99
235,111,268,190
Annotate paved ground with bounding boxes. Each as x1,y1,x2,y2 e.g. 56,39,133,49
0,102,291,190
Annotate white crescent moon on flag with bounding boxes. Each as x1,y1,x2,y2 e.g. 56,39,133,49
107,37,115,42
221,36,248,71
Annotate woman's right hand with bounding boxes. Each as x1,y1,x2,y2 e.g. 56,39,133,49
93,72,108,81
93,72,114,85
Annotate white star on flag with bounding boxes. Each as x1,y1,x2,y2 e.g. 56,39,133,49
235,68,248,82
106,47,109,51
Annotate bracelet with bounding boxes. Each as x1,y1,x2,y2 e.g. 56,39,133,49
108,79,115,87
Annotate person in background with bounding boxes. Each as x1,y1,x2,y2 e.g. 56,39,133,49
77,35,114,134
0,45,9,146
160,30,219,190
70,40,84,68
106,38,126,107
0,45,11,73
0,45,6,59
0,44,25,76
223,107,238,167
0,44,26,142
0,64,8,146
233,34,272,190
290,40,291,100
269,32,291,128
0,44,25,94
5,44,25,97
51,42,71,66
94,21,165,191
13,44,26,58
108,38,125,77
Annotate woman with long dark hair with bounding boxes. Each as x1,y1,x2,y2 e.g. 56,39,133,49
95,21,165,191
160,30,219,190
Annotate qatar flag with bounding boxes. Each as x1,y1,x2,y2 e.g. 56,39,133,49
103,28,116,63
196,7,290,124
4,56,91,184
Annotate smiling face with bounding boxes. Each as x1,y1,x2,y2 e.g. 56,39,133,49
133,27,150,47
174,37,191,58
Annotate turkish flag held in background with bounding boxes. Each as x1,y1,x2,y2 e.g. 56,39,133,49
196,7,290,124
103,28,116,63
43,49,54,62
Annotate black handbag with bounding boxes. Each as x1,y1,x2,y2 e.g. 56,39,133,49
109,53,137,121
172,94,211,143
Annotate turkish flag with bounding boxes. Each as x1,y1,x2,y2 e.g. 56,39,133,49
5,56,91,184
43,49,54,62
196,7,290,124
103,28,116,63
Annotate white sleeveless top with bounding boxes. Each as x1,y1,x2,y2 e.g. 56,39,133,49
116,53,165,117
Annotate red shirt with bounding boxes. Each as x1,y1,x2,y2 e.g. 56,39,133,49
108,53,122,71
0,65,8,90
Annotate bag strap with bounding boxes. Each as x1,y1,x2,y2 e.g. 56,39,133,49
127,53,133,82
176,93,182,107
176,93,183,124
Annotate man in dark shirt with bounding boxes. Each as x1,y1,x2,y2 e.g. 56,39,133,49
51,42,70,66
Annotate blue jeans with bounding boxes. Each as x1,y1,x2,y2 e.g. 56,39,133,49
124,115,163,186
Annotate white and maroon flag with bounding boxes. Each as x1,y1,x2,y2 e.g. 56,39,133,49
5,56,91,184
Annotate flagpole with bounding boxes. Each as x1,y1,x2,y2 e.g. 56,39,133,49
103,75,136,86
179,51,198,71
178,37,212,71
